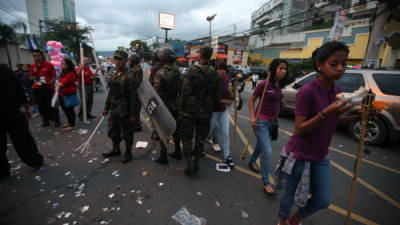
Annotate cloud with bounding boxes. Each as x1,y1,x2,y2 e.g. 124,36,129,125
1,0,265,50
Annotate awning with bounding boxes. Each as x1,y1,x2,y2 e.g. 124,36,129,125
186,53,199,58
216,53,228,59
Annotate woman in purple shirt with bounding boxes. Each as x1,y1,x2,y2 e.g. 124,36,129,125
249,58,288,195
278,41,361,225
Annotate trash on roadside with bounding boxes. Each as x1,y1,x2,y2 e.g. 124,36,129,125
172,207,206,225
80,205,89,213
215,201,220,207
196,192,202,196
101,158,109,164
64,171,71,176
159,182,164,186
216,163,230,172
52,203,59,209
109,193,115,199
58,194,64,198
112,170,120,177
147,209,151,214
78,129,88,135
142,171,148,176
64,212,72,218
135,141,148,149
241,210,248,218
56,212,65,219
47,217,56,224
102,207,109,212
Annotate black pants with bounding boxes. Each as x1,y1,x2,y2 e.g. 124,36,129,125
78,85,94,116
0,111,43,176
59,95,76,126
33,88,52,123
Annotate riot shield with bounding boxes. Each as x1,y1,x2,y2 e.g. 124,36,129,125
137,72,176,147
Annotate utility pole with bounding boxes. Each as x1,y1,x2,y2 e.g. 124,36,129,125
207,14,217,45
362,0,390,68
39,20,43,36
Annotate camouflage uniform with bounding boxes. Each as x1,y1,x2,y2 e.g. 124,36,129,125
153,63,182,163
129,64,144,131
103,51,141,159
150,62,162,87
180,62,221,168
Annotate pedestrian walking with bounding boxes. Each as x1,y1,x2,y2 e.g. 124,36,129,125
102,51,142,163
276,41,361,225
180,46,221,176
30,49,59,127
76,57,98,120
206,61,235,169
153,47,183,164
251,73,259,90
248,58,288,195
0,64,43,180
56,59,78,131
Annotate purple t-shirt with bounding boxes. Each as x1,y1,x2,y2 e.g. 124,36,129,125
214,75,231,112
285,77,341,162
252,80,283,121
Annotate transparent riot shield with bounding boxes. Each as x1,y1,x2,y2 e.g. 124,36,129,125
137,73,176,147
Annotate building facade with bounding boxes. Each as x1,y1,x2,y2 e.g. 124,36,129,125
26,0,76,34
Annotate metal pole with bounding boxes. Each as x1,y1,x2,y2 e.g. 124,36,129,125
164,28,168,43
209,21,212,45
80,41,88,123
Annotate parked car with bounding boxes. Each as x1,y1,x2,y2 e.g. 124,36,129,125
280,69,400,145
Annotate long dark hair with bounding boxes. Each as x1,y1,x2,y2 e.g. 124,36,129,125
61,58,76,77
268,58,289,88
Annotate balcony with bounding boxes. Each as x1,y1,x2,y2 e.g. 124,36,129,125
255,14,272,24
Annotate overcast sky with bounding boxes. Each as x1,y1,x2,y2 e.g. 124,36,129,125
0,0,265,50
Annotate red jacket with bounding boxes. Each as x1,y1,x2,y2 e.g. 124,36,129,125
76,65,94,85
30,61,57,89
58,72,77,96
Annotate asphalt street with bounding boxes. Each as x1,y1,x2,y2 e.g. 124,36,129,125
0,70,399,225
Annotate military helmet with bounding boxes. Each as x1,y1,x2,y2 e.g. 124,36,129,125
128,53,140,64
158,47,176,63
152,49,160,62
114,50,128,60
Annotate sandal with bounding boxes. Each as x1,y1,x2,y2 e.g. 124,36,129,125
248,162,261,173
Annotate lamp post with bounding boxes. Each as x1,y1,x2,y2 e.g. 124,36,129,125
206,14,217,45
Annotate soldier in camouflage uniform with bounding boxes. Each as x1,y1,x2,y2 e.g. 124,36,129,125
102,51,142,163
128,53,143,132
153,48,182,165
180,46,221,176
149,49,163,140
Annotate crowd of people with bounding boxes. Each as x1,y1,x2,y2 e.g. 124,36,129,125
1,40,362,225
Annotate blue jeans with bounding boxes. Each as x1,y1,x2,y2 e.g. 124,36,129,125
207,111,230,159
251,119,276,186
279,159,331,220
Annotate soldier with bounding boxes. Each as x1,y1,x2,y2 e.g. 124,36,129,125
128,53,144,132
149,49,162,140
101,51,142,163
153,48,182,164
180,46,221,176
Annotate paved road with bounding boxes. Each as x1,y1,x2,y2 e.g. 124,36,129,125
0,70,398,225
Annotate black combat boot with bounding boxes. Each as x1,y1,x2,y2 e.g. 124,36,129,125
184,157,197,176
168,142,182,160
154,147,168,165
102,140,121,158
193,156,199,173
121,141,132,163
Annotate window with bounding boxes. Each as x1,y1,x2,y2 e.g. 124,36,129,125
336,73,365,93
296,74,316,88
373,73,400,96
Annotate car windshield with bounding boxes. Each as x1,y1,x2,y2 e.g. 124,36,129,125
372,73,400,96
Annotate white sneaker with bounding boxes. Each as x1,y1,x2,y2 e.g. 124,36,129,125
212,144,221,152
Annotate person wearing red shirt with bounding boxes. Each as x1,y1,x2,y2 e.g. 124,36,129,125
76,57,98,120
30,49,58,127
56,59,77,131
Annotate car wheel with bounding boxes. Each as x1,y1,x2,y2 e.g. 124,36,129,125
348,118,387,145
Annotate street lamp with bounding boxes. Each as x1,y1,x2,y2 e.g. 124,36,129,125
206,13,217,45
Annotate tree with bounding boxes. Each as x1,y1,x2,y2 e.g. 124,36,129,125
130,40,152,60
0,22,19,68
40,20,93,62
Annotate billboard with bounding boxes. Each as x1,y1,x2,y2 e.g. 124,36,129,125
159,13,175,30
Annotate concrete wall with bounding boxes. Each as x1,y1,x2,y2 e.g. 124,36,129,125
0,44,34,70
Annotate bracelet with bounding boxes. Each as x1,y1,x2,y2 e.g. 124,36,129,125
318,111,327,120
